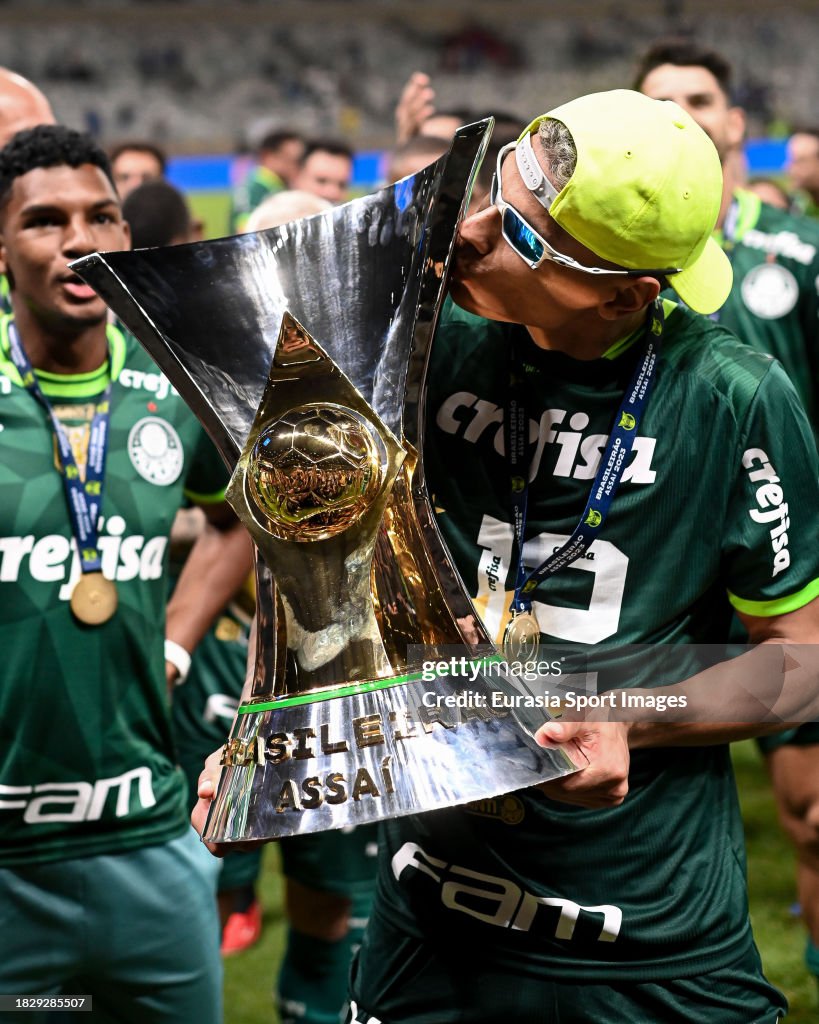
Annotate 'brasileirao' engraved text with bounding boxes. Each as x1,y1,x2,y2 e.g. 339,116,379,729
265,704,511,813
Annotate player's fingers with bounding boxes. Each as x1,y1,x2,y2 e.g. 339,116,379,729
534,718,584,746
404,70,432,94
196,747,223,798
196,776,214,799
396,72,436,142
190,796,225,856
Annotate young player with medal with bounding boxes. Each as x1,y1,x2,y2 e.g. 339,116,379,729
0,125,251,1020
6,319,118,624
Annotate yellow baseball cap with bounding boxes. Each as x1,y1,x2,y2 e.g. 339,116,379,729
518,89,732,315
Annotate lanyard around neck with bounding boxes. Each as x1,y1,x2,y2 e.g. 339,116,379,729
504,301,664,616
7,320,112,575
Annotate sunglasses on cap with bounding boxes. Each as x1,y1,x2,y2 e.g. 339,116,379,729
491,140,681,278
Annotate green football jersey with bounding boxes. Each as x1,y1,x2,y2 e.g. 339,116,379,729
794,191,819,221
0,276,10,315
715,189,819,431
230,165,286,232
0,315,228,866
375,299,819,981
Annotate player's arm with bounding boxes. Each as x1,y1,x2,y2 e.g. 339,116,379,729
164,500,254,688
191,612,260,854
394,71,437,144
535,362,819,807
533,611,819,811
629,597,819,746
630,596,819,746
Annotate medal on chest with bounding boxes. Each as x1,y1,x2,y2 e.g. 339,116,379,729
503,608,541,662
8,319,118,627
70,571,119,625
502,305,664,657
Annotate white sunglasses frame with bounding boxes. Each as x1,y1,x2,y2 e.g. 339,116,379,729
492,140,682,278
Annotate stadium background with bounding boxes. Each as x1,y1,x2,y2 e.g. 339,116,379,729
5,0,815,237
3,0,817,1020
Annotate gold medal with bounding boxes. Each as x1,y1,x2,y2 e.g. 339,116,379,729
503,609,540,663
70,572,118,626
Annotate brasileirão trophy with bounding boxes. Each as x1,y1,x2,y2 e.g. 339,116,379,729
72,120,581,842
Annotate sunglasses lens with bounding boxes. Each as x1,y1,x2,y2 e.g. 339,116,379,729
502,208,544,265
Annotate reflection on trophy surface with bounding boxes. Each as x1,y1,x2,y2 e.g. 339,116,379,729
71,120,582,842
249,405,384,542
232,312,406,693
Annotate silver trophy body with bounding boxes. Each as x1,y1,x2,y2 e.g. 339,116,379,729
73,122,581,842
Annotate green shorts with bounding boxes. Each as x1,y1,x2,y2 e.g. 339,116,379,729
348,913,786,1024
0,829,222,1024
757,722,819,754
217,845,263,892
280,824,378,900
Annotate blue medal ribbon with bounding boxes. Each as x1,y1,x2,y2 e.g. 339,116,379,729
505,301,664,617
7,321,112,575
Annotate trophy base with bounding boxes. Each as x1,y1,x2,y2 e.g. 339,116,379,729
204,663,583,842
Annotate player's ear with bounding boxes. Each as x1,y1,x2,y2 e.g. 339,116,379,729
598,277,660,320
120,217,132,252
727,106,746,151
0,237,12,289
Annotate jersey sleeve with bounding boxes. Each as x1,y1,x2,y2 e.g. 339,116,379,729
182,422,229,505
723,361,819,615
799,239,819,353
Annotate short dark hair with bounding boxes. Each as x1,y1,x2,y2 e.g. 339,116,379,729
301,139,354,165
122,179,191,248
632,38,734,99
108,139,167,174
0,124,116,211
790,126,819,145
258,130,302,154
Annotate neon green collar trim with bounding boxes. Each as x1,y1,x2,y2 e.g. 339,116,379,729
0,313,127,398
796,194,819,220
256,165,284,189
602,298,677,360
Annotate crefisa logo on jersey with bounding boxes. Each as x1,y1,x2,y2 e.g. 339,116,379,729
127,416,184,485
742,448,791,577
741,263,799,320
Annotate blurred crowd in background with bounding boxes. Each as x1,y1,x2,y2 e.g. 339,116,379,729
1,0,815,153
